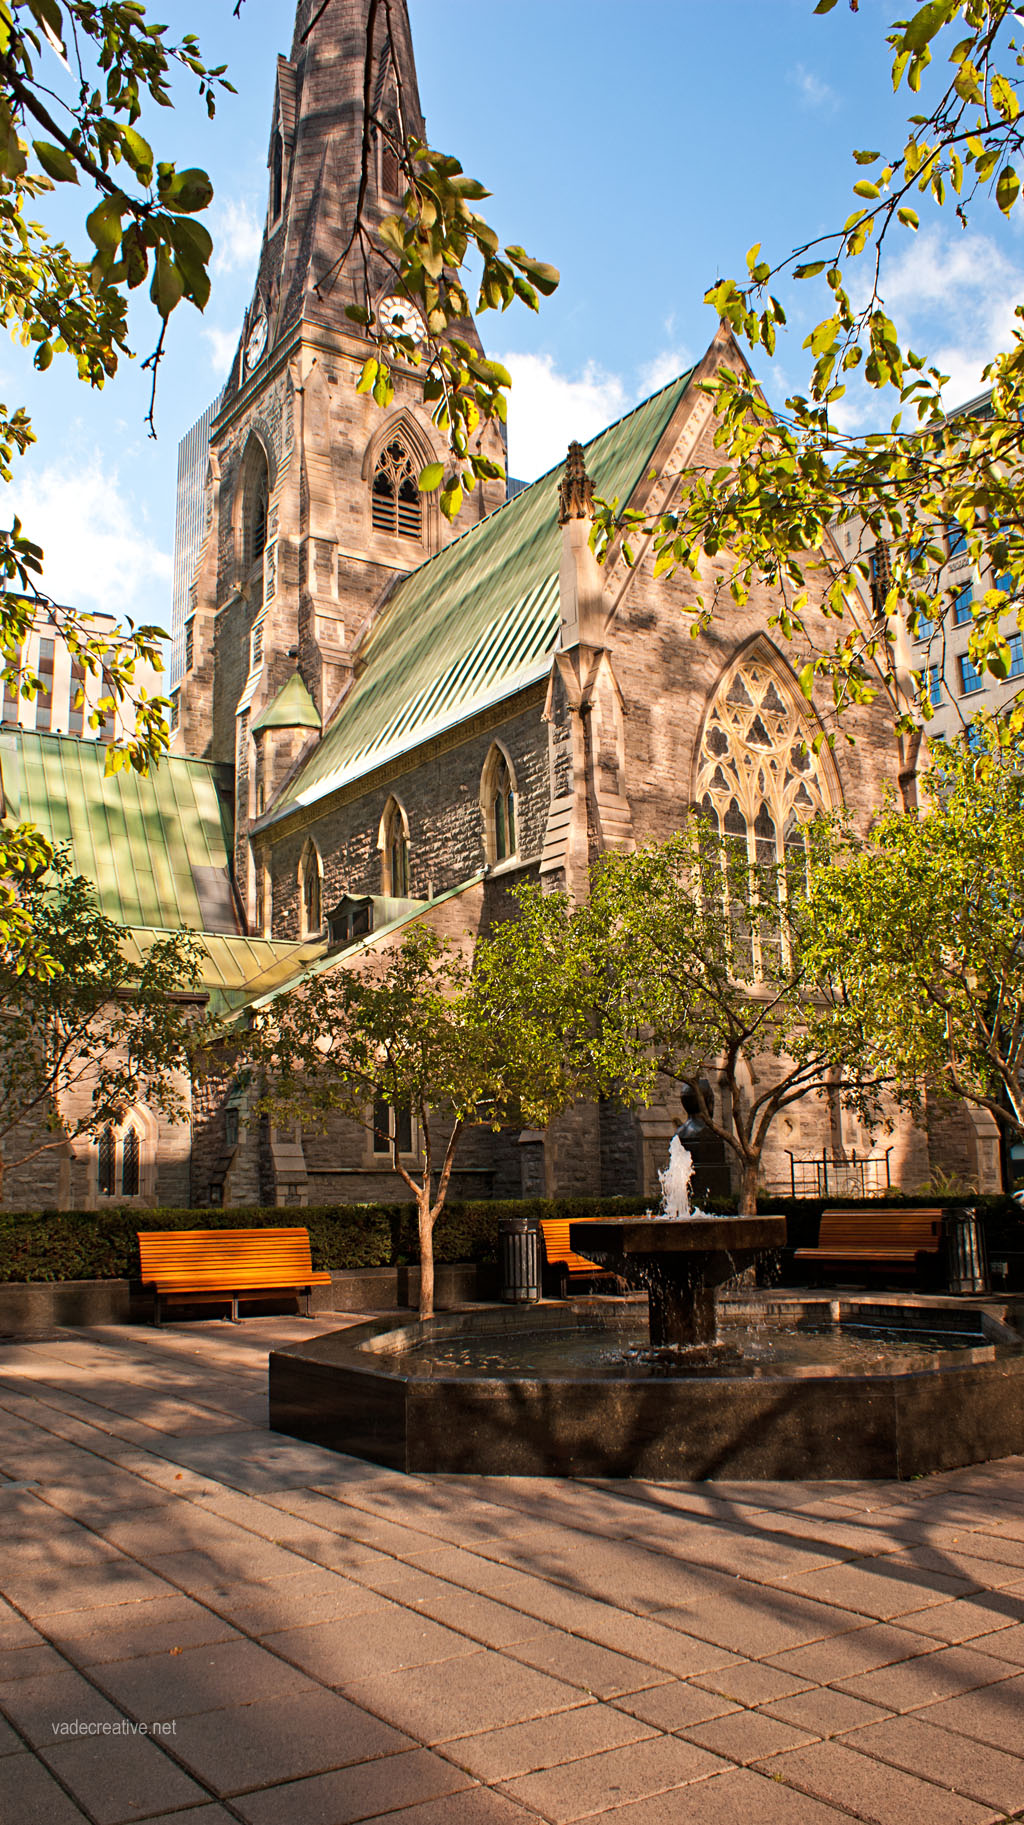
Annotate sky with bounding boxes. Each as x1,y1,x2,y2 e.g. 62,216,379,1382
5,0,1023,635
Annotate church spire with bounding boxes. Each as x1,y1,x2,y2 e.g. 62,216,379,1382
226,0,425,398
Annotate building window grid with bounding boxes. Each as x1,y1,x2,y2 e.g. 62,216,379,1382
918,663,943,709
372,1095,413,1155
958,652,984,696
953,584,974,626
34,637,55,731
1008,633,1024,679
184,618,195,671
68,655,86,737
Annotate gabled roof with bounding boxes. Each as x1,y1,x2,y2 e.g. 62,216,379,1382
268,371,693,821
0,730,240,934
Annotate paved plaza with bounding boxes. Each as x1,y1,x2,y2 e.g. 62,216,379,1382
1,1318,1023,1824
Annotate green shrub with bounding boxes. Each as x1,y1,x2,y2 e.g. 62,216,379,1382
1,1190,1018,1284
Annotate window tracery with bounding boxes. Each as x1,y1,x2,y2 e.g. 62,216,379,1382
695,653,836,974
371,439,421,539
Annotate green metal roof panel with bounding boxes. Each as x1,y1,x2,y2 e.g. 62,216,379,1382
252,670,322,731
274,372,692,817
0,731,238,933
124,928,317,1007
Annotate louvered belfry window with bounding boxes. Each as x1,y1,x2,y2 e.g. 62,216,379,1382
372,440,421,539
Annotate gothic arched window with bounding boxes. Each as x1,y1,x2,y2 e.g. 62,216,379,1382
371,439,421,540
271,129,284,221
695,651,838,976
241,439,271,572
380,112,401,197
299,840,323,937
380,798,410,896
98,1126,116,1198
481,746,517,864
121,1126,140,1197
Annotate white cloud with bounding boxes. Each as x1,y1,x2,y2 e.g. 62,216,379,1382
211,196,264,277
639,346,693,394
498,353,629,481
11,451,171,623
203,324,239,374
790,64,838,112
883,227,1024,407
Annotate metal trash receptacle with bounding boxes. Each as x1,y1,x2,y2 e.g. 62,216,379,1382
945,1205,989,1295
499,1215,540,1304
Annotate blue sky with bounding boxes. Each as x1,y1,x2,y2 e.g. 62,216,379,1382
5,0,1022,633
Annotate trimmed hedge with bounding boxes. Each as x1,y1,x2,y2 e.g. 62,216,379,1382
0,1195,645,1285
0,1191,1019,1286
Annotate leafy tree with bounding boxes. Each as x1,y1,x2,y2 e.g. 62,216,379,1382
0,856,208,1202
503,830,893,1215
592,0,1024,738
802,726,1024,1153
249,923,592,1318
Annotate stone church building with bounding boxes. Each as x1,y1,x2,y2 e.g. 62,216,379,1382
0,0,1003,1211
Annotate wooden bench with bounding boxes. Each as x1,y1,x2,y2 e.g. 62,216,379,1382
539,1219,623,1298
137,1228,332,1326
793,1208,944,1281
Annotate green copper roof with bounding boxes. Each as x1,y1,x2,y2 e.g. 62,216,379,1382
270,371,693,819
124,928,320,1008
0,730,240,933
253,670,321,731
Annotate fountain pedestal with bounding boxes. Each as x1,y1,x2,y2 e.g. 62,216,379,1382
569,1216,786,1349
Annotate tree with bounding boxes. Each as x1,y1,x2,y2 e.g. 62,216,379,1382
505,829,893,1215
0,857,208,1202
592,0,1024,739
801,727,1024,1153
249,923,592,1318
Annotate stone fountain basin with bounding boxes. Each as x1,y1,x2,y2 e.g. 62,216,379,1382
568,1216,786,1255
268,1296,1024,1481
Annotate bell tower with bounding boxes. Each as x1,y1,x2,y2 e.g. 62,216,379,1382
172,0,506,925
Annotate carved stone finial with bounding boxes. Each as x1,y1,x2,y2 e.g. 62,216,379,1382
558,440,594,525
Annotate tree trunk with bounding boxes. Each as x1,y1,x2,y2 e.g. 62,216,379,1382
737,1158,760,1216
417,1188,435,1320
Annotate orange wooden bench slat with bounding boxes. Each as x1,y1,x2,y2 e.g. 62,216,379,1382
538,1219,617,1283
137,1227,331,1323
794,1207,943,1268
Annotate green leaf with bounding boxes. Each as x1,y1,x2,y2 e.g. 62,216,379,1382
86,196,123,254
813,0,840,11
32,140,78,185
997,165,1020,215
120,126,154,185
157,167,214,215
799,662,815,700
418,462,444,491
853,180,881,199
853,150,881,165
149,246,184,319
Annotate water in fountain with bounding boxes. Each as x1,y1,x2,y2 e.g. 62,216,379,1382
657,1134,709,1221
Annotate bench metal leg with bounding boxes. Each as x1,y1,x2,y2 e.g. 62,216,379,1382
230,1294,240,1323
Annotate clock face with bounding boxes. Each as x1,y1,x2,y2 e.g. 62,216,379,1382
245,311,268,371
378,295,426,344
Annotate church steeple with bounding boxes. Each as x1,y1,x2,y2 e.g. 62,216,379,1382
227,0,426,396
172,0,506,935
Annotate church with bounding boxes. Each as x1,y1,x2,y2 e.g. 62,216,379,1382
0,0,1004,1212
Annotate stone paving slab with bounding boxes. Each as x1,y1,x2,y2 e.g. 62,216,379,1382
0,1319,1022,1823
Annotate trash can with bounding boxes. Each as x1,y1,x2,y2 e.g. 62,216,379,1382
499,1215,540,1304
945,1206,989,1296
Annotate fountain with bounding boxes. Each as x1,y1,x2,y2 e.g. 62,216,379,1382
567,1137,785,1350
268,1137,1024,1481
